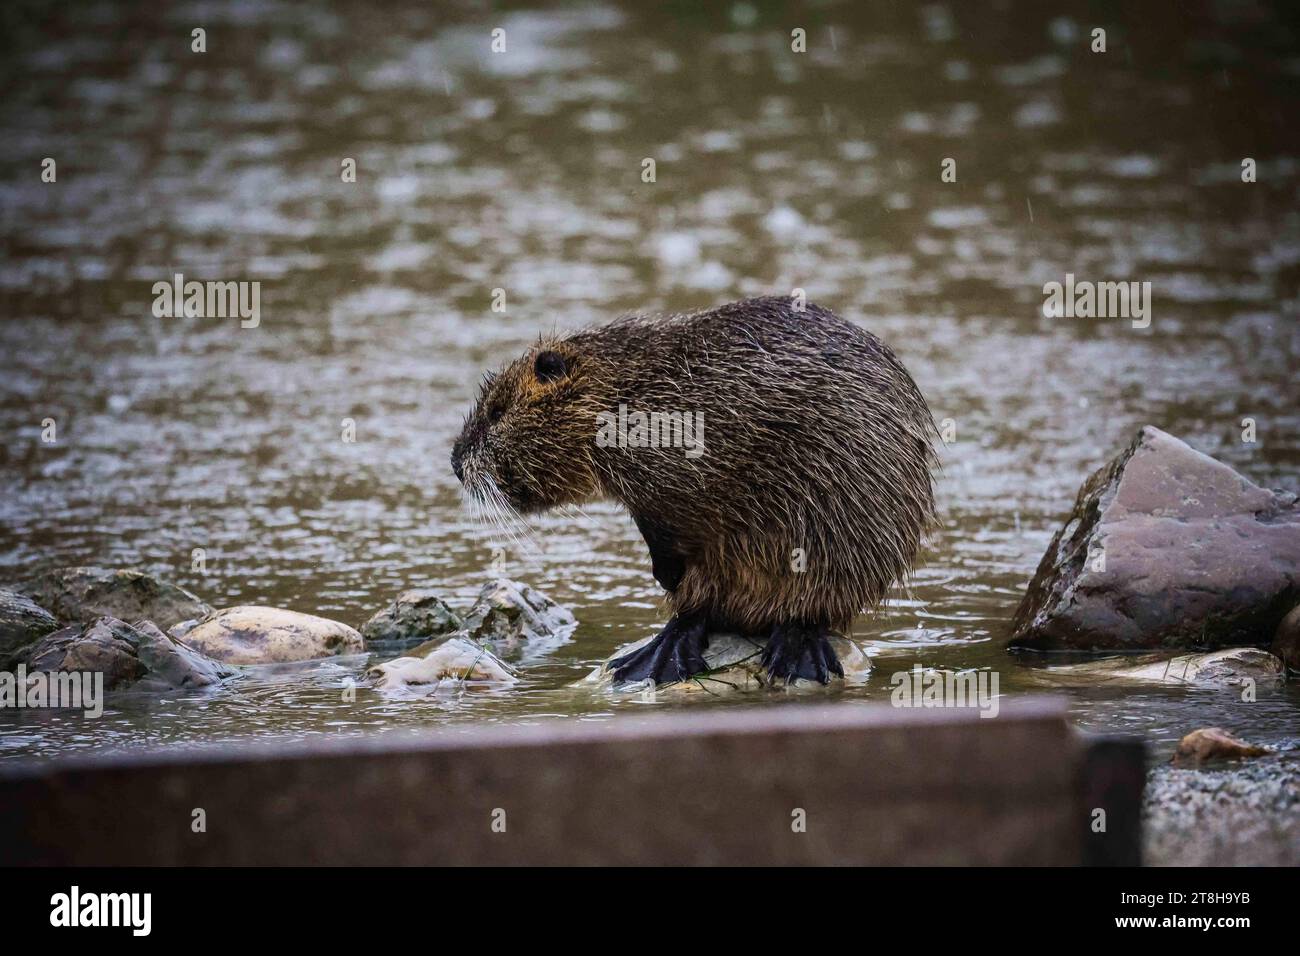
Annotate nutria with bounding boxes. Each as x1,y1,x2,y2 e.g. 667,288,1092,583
451,296,939,685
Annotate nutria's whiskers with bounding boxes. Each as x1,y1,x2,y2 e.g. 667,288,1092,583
479,472,543,560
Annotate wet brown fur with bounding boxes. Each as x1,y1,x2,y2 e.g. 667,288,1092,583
453,296,939,634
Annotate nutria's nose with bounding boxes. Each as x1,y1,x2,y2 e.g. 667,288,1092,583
451,441,464,482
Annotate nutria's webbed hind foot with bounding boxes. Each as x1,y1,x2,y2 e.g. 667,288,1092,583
609,615,710,686
761,623,844,685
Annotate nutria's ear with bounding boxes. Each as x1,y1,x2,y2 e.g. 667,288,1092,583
534,350,567,383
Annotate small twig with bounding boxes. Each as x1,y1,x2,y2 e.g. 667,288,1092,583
458,645,490,684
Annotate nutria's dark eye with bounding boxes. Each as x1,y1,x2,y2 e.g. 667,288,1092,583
534,350,566,383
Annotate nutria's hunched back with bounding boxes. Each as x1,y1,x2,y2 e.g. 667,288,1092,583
452,296,939,685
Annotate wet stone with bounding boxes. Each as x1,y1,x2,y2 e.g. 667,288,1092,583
1011,427,1300,652
24,616,234,691
459,578,577,662
0,588,59,670
25,567,213,632
359,588,463,649
179,606,365,665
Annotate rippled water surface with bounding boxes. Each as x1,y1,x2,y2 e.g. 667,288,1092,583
1,1,1297,763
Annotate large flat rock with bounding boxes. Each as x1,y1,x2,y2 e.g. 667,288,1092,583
1011,427,1300,652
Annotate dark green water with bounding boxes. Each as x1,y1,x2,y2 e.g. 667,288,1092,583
0,0,1297,763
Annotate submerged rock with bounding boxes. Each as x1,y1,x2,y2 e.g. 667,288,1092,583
1036,647,1284,687
368,637,516,693
581,631,871,694
359,589,463,648
460,578,576,661
25,567,213,631
179,606,364,664
0,588,58,669
1011,427,1300,652
1273,604,1300,676
1171,728,1271,767
24,616,234,691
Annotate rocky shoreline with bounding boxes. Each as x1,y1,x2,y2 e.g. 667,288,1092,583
0,569,579,694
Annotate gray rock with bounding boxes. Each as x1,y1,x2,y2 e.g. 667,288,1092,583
0,588,59,670
26,567,213,631
359,589,463,648
26,621,143,690
180,605,365,664
1011,427,1300,652
24,617,234,691
581,631,871,694
459,578,576,662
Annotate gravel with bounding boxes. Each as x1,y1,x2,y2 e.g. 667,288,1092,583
1143,744,1300,866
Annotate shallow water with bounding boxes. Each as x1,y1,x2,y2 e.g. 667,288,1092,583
1,0,1297,765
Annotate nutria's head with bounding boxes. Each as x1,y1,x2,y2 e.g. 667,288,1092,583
451,340,603,514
